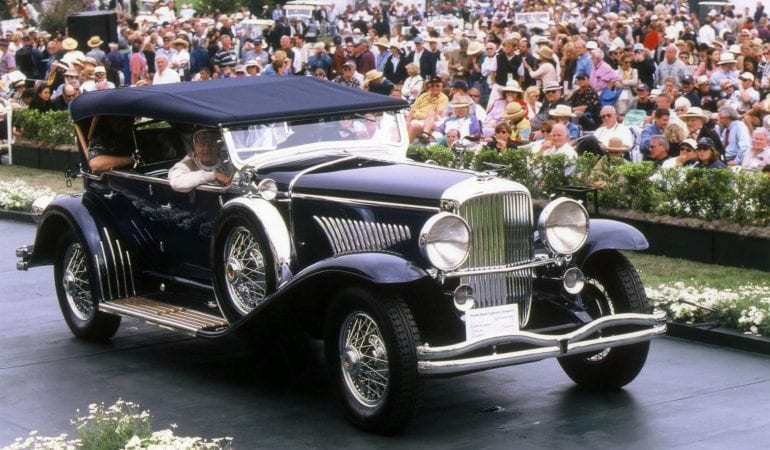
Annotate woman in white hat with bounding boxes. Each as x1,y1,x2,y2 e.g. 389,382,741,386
482,79,525,138
526,45,558,87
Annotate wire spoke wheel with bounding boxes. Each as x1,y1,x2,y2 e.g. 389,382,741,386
54,231,120,341
62,243,95,322
339,311,390,408
325,288,422,435
224,225,268,316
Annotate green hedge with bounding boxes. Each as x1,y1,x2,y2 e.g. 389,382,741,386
409,145,770,227
13,109,77,147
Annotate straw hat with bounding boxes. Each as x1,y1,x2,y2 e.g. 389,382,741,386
499,79,523,93
363,69,383,85
695,75,710,86
536,46,554,60
502,102,526,121
172,38,189,48
388,40,402,50
679,107,710,121
717,52,736,65
374,36,389,48
602,135,630,153
466,40,485,56
548,104,575,118
543,80,561,92
87,35,103,48
62,37,78,51
313,41,326,50
449,95,473,108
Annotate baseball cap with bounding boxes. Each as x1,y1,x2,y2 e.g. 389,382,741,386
427,76,442,85
680,138,697,149
681,75,693,84
342,61,355,69
740,72,755,81
697,137,714,148
633,43,645,52
452,80,468,91
575,72,589,79
636,83,649,91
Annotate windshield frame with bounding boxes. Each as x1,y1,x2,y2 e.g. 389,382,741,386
221,110,408,169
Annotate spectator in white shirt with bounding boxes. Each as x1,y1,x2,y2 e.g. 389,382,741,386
152,54,181,85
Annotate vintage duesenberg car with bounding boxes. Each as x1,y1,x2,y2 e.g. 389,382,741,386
16,77,665,434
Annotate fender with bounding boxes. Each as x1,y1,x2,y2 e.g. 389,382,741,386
216,197,292,269
198,252,431,338
27,193,137,300
575,218,648,266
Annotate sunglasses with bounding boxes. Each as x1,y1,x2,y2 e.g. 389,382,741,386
696,147,711,151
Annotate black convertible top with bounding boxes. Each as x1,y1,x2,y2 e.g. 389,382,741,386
70,76,409,126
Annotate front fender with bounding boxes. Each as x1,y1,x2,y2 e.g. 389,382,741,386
197,252,431,338
575,219,648,266
217,197,292,266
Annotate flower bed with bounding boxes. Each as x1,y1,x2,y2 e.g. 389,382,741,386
649,282,770,336
0,180,55,211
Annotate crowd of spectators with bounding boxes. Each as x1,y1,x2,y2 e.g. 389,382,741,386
2,0,770,175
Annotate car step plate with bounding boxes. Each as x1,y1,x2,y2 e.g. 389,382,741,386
100,296,229,336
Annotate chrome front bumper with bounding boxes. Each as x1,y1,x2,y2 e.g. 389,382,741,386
416,311,667,376
16,245,33,271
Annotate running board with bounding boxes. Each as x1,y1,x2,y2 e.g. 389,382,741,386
100,297,230,336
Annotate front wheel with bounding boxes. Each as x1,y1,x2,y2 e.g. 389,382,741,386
212,213,276,323
557,251,651,389
324,287,422,435
54,231,121,341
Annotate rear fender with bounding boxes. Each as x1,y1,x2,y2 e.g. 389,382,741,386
29,193,137,300
575,219,648,266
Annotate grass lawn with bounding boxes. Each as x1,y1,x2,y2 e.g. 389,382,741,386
0,164,82,195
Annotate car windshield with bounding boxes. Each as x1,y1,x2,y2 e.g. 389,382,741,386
223,111,405,164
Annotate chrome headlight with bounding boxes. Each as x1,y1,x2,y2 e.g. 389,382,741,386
419,212,471,271
537,198,589,255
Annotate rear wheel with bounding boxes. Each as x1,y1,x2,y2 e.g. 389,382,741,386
557,251,651,389
324,287,422,435
54,231,121,341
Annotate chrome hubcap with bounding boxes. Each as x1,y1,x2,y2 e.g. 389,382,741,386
339,312,389,408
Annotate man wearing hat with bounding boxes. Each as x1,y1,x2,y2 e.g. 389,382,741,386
679,75,700,106
679,106,723,155
531,80,566,131
627,83,656,116
85,35,105,65
710,52,739,91
170,38,191,81
728,72,759,115
308,42,332,78
332,60,362,89
569,71,601,131
694,136,727,169
407,35,437,79
80,66,115,92
502,102,531,143
363,69,394,96
588,134,632,189
434,95,481,142
373,36,390,73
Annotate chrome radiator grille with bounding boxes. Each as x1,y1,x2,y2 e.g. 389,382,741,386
457,192,533,325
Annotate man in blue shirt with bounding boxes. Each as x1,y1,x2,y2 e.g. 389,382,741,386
717,105,751,165
573,39,593,85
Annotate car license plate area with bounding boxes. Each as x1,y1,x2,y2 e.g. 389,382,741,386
465,304,520,340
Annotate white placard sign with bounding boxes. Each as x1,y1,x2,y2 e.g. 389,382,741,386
514,12,551,27
465,303,519,340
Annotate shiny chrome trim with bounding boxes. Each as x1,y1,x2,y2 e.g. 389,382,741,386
103,228,121,298
126,250,136,296
418,312,666,359
418,212,470,271
287,155,359,193
100,296,229,337
98,242,113,300
442,176,529,206
116,240,128,299
417,312,667,376
314,216,412,255
291,193,440,212
537,197,589,256
443,257,557,278
221,197,292,268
